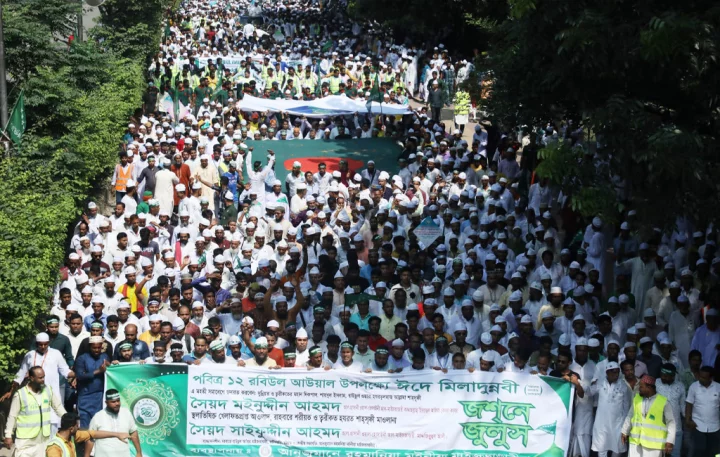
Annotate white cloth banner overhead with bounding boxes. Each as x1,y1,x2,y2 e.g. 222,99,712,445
236,94,412,118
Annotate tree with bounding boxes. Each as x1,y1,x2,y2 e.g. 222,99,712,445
93,0,167,61
479,0,720,229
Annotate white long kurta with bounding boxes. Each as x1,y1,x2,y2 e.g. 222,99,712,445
617,257,658,321
153,168,178,215
591,378,632,453
570,360,597,457
14,348,70,425
586,229,606,285
193,164,219,211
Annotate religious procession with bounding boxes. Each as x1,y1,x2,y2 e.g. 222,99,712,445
1,0,719,456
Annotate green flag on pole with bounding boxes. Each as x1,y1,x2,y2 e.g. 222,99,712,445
7,90,26,145
366,72,383,115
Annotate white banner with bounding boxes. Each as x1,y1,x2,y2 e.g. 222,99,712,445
186,366,574,456
236,94,412,118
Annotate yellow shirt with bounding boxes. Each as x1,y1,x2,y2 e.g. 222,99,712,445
117,283,147,313
139,330,161,346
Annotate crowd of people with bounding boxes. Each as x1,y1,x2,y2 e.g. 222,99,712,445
3,1,720,457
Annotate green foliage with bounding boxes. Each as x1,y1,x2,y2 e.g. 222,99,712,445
0,0,167,382
93,0,167,61
481,0,720,229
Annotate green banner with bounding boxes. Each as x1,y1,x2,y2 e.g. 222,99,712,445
240,138,399,185
105,364,574,457
6,90,26,145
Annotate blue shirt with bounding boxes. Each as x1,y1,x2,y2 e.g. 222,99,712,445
691,324,720,366
182,352,208,364
75,353,110,396
223,171,240,203
83,313,108,332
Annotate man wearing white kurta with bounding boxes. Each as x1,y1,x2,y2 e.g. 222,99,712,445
153,159,179,215
3,366,66,457
88,389,142,457
655,364,685,457
591,362,632,457
570,339,596,457
616,244,658,319
1,333,74,433
621,375,676,457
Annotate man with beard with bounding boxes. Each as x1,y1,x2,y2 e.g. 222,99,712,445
116,267,148,315
206,340,235,365
81,248,110,282
75,336,111,427
590,362,632,457
241,337,278,368
4,367,66,457
364,347,394,373
35,316,73,370
306,346,325,370
88,390,143,457
45,412,130,457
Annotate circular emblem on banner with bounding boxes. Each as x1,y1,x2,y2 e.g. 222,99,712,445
524,384,543,396
133,398,161,426
122,378,181,445
259,443,273,457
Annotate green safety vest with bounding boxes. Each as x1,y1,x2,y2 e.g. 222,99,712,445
15,385,53,439
46,436,74,457
629,394,668,450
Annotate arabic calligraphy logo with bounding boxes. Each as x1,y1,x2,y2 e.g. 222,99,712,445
133,398,161,426
122,378,181,445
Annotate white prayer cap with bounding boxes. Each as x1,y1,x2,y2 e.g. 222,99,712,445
558,334,570,346
481,352,494,362
296,328,308,339
520,315,533,324
391,339,405,347
242,316,254,325
172,317,185,331
124,266,137,275
267,320,280,328
606,361,620,371
480,333,492,345
550,287,563,295
89,336,104,344
453,323,467,333
36,332,50,343
149,314,163,322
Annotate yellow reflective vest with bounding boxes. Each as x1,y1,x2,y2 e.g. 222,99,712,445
629,394,668,450
15,385,53,439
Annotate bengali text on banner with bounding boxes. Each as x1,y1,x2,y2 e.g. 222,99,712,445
105,363,574,457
